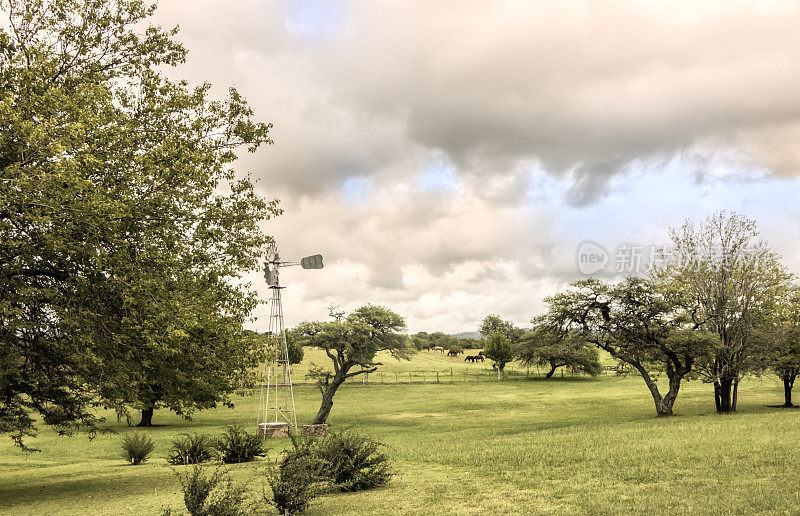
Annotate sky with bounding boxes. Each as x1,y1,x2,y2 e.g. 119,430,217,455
152,0,800,333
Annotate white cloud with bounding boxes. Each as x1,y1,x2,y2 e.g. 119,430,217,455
153,1,800,332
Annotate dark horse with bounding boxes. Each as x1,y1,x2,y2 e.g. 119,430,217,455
465,355,484,363
447,349,459,357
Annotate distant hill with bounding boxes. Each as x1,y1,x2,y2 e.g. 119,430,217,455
449,331,481,340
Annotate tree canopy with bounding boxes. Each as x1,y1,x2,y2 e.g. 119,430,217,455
544,276,718,416
298,305,412,424
0,0,278,443
655,212,791,412
516,323,601,379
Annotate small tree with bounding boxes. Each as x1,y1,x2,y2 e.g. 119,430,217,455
516,323,601,378
298,305,412,424
479,315,525,343
484,332,513,380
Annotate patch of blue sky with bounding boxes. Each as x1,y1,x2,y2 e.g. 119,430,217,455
419,157,459,192
340,175,371,204
551,158,800,248
284,0,342,37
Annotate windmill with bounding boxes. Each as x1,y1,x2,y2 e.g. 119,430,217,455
257,242,323,437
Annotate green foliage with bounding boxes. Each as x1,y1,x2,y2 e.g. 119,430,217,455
517,324,602,378
479,315,525,343
651,212,792,412
265,433,327,515
297,305,412,424
264,429,392,514
177,466,249,516
215,425,266,464
314,431,393,492
483,332,513,379
120,432,155,465
0,0,279,444
167,433,217,465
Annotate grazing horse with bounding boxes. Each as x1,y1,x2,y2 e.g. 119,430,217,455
447,349,459,357
432,346,445,353
465,355,479,363
422,344,430,351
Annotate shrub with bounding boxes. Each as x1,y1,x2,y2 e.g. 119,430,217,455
264,429,392,515
167,433,217,465
216,425,266,464
178,466,249,516
264,433,327,515
315,431,392,492
121,432,155,465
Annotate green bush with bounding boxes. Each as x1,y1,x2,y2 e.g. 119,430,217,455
167,433,217,465
178,466,249,516
216,424,266,464
315,431,392,492
264,433,327,515
264,429,392,515
121,432,155,465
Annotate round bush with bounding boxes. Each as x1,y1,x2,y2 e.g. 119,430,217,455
121,432,155,465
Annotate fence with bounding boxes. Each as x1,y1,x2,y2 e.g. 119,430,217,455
318,365,622,385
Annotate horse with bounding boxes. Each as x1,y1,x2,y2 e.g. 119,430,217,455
447,349,459,357
465,355,479,363
432,346,445,353
422,344,430,351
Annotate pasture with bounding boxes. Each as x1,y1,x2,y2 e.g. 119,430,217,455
1,350,799,515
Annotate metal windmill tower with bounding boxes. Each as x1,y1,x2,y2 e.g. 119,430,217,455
257,242,323,436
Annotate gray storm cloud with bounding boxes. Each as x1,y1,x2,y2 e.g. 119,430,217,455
151,0,800,331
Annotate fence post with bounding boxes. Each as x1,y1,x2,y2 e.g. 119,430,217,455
395,372,398,383
450,368,453,382
409,372,412,383
436,371,439,383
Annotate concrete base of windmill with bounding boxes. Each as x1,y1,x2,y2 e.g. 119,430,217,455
257,422,289,438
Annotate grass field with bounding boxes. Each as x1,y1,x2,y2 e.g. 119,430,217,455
1,350,799,515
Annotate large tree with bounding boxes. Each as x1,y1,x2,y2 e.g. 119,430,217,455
656,212,791,413
545,277,717,416
298,306,411,425
516,322,601,379
1,0,278,442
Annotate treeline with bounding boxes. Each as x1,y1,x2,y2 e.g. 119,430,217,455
484,212,800,416
408,332,481,351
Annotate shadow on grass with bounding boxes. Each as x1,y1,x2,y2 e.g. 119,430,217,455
0,466,176,508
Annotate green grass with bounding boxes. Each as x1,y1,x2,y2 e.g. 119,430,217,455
2,355,799,515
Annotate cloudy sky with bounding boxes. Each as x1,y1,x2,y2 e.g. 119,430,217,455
154,0,800,333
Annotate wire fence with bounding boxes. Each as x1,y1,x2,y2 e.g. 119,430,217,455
280,366,631,386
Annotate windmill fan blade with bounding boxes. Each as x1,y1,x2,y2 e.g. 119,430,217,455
301,254,324,269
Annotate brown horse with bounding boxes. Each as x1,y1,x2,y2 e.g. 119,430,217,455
447,349,459,357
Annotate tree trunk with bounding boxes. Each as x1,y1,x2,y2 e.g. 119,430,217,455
312,375,345,425
715,377,735,413
782,373,797,407
545,364,557,379
137,407,154,427
633,363,674,416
